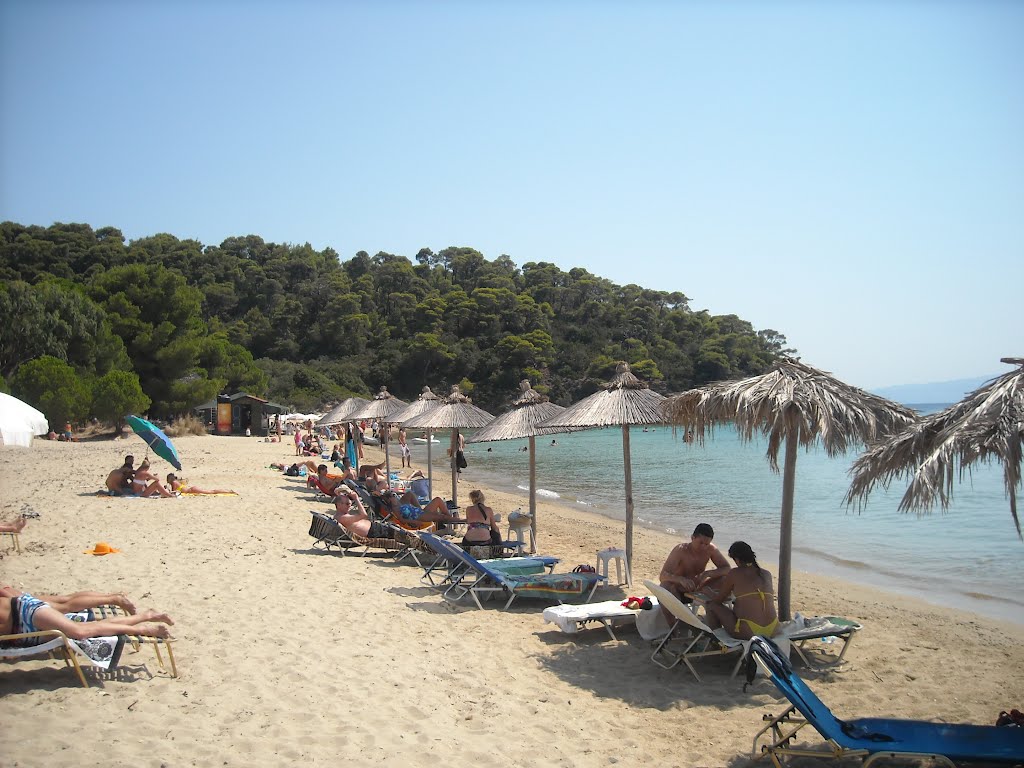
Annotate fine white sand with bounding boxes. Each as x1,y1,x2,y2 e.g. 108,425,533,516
2,435,1022,767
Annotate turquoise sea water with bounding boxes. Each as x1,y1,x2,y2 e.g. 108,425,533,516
412,404,1023,624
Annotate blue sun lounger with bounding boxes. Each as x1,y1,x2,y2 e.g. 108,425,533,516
749,636,1024,767
420,533,605,610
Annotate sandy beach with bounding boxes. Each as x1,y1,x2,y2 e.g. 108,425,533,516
2,435,1022,767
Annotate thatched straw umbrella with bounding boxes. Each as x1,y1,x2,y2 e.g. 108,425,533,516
847,357,1024,539
318,397,369,427
467,380,572,552
388,386,442,497
403,385,494,507
663,357,916,621
539,362,667,579
349,387,408,488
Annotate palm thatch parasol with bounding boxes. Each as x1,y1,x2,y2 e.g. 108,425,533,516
847,357,1024,539
389,386,442,496
467,380,572,552
663,357,916,620
318,397,370,427
539,362,667,580
349,387,408,488
403,385,494,507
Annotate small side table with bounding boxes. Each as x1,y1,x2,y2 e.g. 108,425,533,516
596,547,630,586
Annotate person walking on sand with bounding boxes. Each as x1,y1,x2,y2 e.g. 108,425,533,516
399,427,412,468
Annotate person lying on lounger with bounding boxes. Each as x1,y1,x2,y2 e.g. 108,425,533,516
703,541,779,639
305,464,345,496
0,585,173,640
379,489,459,525
330,488,395,539
166,474,236,495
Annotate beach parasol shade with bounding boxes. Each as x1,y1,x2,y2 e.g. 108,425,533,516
468,380,573,552
126,414,182,471
349,388,409,487
389,387,443,496
403,385,494,507
0,392,49,447
318,397,370,427
846,357,1024,539
662,357,916,621
539,362,667,581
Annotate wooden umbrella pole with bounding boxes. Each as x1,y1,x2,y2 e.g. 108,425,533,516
450,428,459,507
778,430,798,622
426,429,433,499
529,434,537,553
622,423,634,581
383,425,392,489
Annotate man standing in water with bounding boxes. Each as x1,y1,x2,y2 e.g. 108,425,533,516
658,523,731,609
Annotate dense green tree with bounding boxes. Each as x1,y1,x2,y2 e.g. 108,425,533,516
92,369,151,432
0,220,793,414
11,356,92,428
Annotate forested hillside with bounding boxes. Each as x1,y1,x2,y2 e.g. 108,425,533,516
0,222,792,423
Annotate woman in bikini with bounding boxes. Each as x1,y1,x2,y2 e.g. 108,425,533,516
166,474,237,495
461,489,500,551
704,541,779,639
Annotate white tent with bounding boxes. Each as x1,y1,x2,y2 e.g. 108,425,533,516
0,393,49,447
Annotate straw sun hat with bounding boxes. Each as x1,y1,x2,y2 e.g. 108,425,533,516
83,542,121,555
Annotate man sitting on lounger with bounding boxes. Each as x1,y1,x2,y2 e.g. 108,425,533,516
658,523,731,614
331,488,395,539
307,464,344,496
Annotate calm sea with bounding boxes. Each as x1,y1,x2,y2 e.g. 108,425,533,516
412,404,1023,625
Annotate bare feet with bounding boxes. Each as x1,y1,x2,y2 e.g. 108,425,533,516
138,623,172,639
113,593,137,614
137,609,175,626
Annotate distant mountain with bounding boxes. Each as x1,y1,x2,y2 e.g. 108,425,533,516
871,375,998,405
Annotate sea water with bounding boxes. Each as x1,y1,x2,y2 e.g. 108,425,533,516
411,405,1024,625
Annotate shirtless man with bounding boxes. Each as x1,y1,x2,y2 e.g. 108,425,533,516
331,488,395,539
105,455,137,495
398,427,411,468
307,464,344,496
658,523,731,612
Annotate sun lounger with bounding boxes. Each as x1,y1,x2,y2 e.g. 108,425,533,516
308,511,354,551
422,533,604,610
543,597,664,641
644,580,754,680
749,636,1024,767
411,530,558,585
782,615,863,667
0,629,124,687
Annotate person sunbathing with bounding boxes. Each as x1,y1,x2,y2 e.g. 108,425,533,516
306,464,344,496
0,586,173,640
105,455,137,495
330,489,395,539
166,474,236,495
380,490,459,525
132,459,176,498
703,541,780,639
1,585,136,615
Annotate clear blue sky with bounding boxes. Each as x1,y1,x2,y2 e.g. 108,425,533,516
2,1,1021,390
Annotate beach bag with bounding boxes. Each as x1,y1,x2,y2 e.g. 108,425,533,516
285,464,301,476
572,564,596,574
489,529,502,545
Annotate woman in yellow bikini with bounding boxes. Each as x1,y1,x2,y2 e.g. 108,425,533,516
704,541,780,639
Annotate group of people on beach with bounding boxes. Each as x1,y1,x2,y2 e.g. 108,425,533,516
658,523,778,639
104,454,235,497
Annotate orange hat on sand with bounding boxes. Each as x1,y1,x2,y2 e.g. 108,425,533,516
83,542,121,555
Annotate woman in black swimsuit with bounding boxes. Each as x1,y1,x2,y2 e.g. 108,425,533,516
462,490,500,550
